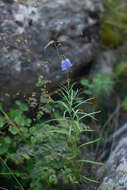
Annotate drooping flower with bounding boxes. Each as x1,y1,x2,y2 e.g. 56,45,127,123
44,40,55,49
61,58,72,71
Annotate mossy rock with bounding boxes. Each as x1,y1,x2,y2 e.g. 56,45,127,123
115,61,127,77
101,22,122,47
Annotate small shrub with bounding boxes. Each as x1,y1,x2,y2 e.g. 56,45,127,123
0,41,101,190
115,61,127,77
81,73,114,98
0,82,100,190
122,96,127,110
101,0,127,46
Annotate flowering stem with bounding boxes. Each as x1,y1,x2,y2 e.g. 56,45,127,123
54,43,63,61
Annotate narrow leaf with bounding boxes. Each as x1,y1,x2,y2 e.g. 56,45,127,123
78,159,103,166
80,138,100,148
81,175,98,183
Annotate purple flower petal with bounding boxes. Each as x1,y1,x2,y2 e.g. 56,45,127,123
61,59,72,71
44,44,49,49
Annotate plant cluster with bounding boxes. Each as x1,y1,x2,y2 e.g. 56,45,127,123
0,41,101,190
115,61,127,77
115,61,127,110
80,73,114,98
101,0,127,46
0,81,100,190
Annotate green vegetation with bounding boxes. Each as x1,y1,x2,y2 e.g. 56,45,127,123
80,73,114,98
0,80,100,190
115,61,127,110
115,61,127,76
0,39,101,190
122,96,127,110
101,0,127,46
2,0,127,187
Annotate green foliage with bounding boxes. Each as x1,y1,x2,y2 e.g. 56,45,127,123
101,22,122,47
36,75,45,87
0,80,100,190
0,40,101,190
115,62,127,110
122,96,127,110
28,75,53,120
101,0,127,46
115,61,127,76
92,73,114,97
81,73,114,98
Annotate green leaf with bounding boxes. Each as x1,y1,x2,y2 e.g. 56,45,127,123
57,101,70,112
49,174,58,184
80,78,89,86
0,104,3,110
25,119,32,127
0,144,8,155
78,159,103,166
80,138,100,148
4,137,11,144
22,153,30,160
31,136,36,144
84,89,92,95
15,101,28,111
122,96,127,110
115,61,127,76
50,129,68,135
26,159,35,172
14,116,24,126
81,175,98,183
36,75,44,87
91,73,114,97
0,117,5,128
8,125,18,135
36,81,44,87
8,109,22,120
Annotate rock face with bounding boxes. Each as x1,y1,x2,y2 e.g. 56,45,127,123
0,0,103,102
91,43,127,77
97,123,127,190
91,50,116,75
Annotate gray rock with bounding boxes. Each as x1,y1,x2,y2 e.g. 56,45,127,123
97,135,127,190
91,43,127,77
91,50,117,75
0,0,103,103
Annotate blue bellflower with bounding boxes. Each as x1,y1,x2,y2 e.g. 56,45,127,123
61,59,72,71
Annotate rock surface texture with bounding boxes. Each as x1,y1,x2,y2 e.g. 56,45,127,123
97,123,127,190
0,0,103,102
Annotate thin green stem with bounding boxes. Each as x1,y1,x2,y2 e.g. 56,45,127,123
54,43,63,61
0,108,22,136
0,157,24,190
0,187,8,190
